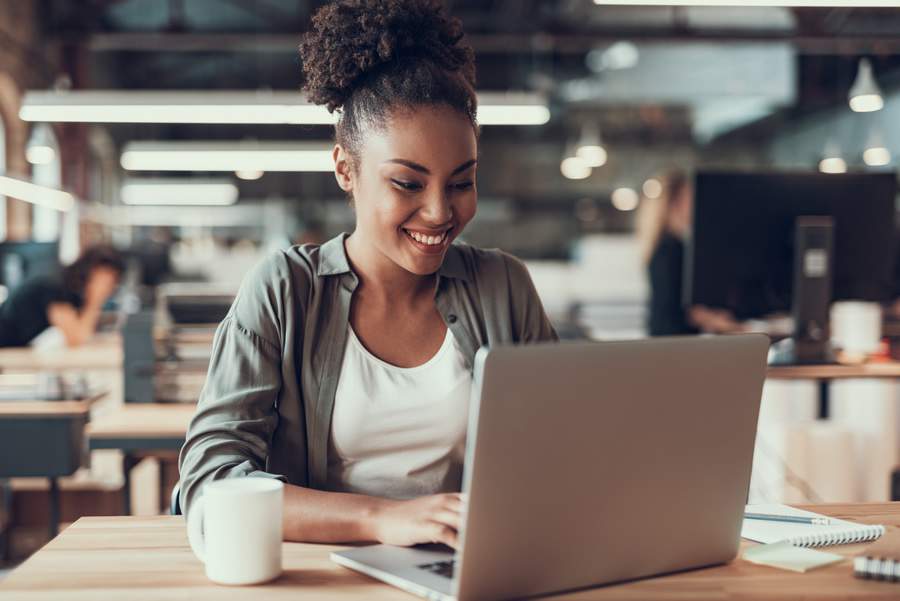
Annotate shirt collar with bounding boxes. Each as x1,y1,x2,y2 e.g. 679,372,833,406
316,232,471,283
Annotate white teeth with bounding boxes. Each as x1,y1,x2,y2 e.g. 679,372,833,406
406,230,447,246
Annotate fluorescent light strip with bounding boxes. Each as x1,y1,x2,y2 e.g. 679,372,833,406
593,1,900,5
22,104,338,125
478,105,550,126
0,175,74,212
121,142,334,172
21,90,550,126
121,179,239,206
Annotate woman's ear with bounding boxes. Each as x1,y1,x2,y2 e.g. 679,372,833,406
333,145,353,193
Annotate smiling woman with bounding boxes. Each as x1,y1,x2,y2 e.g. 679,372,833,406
178,0,557,552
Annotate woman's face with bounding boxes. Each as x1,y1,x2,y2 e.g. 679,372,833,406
335,104,478,276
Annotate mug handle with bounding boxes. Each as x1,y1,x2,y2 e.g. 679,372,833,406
186,495,206,563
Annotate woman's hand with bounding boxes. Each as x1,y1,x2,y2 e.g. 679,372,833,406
371,493,464,549
688,305,746,334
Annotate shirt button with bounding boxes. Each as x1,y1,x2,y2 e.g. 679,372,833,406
447,314,458,324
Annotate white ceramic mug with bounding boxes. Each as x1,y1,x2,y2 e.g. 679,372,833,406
187,478,284,585
831,301,882,357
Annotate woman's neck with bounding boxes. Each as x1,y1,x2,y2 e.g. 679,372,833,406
344,231,435,303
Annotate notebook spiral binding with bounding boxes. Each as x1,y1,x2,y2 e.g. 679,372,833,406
790,524,885,548
854,556,900,582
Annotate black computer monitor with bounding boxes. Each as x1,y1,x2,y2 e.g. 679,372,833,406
0,241,60,288
687,171,897,320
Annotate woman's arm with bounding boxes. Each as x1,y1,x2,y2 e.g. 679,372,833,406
46,268,119,346
282,485,463,548
47,302,102,346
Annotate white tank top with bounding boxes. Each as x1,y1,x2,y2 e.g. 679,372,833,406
325,325,472,499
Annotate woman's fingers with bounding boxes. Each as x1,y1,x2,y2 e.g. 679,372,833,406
429,521,459,549
431,510,461,531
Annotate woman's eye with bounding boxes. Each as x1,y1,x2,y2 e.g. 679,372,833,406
391,179,422,191
450,181,474,191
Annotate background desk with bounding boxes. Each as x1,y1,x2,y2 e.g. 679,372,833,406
0,335,122,372
2,503,899,600
87,403,194,514
0,399,95,545
767,362,900,380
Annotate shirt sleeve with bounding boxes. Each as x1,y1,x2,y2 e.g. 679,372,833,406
177,254,290,518
500,252,559,343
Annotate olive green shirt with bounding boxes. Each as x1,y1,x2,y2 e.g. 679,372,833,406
178,233,557,517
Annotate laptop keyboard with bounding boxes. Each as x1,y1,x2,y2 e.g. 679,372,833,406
417,560,456,579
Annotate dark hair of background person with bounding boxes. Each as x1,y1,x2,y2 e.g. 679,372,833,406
297,0,478,168
62,245,126,297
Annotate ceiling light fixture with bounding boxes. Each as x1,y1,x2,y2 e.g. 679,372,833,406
121,179,239,206
20,90,550,126
121,142,335,172
819,140,847,174
611,187,640,211
575,122,608,168
642,178,663,199
561,157,592,180
0,175,74,211
818,157,848,174
863,147,891,166
593,1,896,6
862,130,891,167
849,58,884,113
25,123,57,165
235,169,265,181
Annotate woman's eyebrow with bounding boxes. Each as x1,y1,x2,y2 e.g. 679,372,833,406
384,158,477,175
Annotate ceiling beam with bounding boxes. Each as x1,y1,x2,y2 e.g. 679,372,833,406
76,30,900,55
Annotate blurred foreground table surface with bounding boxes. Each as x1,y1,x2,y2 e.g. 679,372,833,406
2,504,900,600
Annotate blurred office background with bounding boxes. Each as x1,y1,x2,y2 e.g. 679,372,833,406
2,0,900,566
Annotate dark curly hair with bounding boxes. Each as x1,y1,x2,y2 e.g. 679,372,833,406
62,245,125,297
298,0,477,163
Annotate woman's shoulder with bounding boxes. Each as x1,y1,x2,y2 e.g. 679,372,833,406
241,239,339,292
227,243,327,340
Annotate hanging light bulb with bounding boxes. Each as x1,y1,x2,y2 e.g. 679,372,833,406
561,140,592,180
561,156,591,180
26,123,57,165
819,140,847,174
642,178,662,199
611,187,639,211
849,58,884,113
574,122,608,168
863,130,892,167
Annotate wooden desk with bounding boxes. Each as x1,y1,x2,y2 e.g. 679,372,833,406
2,503,900,600
87,403,195,514
767,362,900,380
0,334,122,372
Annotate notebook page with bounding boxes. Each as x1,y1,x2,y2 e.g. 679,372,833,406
742,504,884,547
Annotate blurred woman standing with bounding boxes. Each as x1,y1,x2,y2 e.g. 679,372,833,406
637,172,743,336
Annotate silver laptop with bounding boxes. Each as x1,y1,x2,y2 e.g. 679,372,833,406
332,335,769,601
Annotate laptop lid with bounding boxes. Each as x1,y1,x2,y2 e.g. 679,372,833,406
454,334,769,601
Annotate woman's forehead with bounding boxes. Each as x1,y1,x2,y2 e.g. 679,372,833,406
362,106,477,169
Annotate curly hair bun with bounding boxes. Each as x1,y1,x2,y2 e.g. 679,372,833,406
299,0,475,113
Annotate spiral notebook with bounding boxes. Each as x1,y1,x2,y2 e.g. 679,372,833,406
854,530,900,582
741,504,885,548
